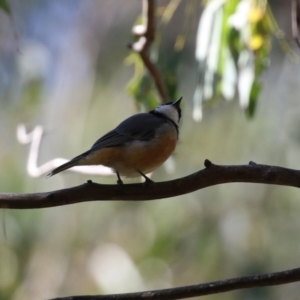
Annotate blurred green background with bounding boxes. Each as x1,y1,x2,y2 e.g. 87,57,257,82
1,1,300,300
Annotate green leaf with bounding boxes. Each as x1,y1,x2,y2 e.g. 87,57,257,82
0,0,11,14
246,81,261,118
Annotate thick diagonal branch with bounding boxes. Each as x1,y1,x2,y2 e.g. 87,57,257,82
1,160,300,209
49,266,300,300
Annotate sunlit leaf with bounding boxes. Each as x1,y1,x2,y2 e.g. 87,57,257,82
196,0,226,62
160,0,181,24
221,48,236,100
238,52,255,109
193,85,203,121
246,81,261,118
249,35,264,50
249,6,264,23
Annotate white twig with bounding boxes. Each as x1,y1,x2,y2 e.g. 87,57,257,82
17,124,114,178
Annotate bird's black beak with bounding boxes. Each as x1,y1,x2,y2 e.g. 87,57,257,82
172,97,182,108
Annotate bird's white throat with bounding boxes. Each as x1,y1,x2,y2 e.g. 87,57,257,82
154,105,180,125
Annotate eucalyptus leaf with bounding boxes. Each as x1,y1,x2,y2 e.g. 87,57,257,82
194,0,273,119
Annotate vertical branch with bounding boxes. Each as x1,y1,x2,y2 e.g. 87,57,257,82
130,0,169,103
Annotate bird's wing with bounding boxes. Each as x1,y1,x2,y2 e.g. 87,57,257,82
90,113,166,150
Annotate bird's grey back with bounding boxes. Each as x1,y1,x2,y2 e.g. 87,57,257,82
90,112,170,151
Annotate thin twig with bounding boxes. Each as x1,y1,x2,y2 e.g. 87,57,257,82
1,160,300,209
17,124,114,177
129,0,169,103
49,266,300,300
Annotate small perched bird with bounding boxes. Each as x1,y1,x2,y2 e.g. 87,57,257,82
48,97,182,184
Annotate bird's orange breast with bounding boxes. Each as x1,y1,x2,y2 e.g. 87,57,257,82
83,123,178,177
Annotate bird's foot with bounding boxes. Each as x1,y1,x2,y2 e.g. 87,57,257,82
116,172,123,185
136,170,154,185
143,176,154,185
117,179,124,185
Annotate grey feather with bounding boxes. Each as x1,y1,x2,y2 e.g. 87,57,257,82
90,113,168,150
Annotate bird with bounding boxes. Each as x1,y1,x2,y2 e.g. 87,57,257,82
48,97,182,184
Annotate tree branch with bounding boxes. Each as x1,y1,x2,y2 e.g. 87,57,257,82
1,160,300,209
129,0,169,103
49,266,300,300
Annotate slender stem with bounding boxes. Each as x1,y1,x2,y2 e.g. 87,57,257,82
129,0,169,103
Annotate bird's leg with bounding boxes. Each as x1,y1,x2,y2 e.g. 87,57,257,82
116,172,123,185
137,170,154,185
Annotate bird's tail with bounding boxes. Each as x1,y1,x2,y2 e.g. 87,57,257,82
47,152,89,177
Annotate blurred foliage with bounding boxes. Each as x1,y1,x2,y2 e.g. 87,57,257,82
127,0,276,120
194,0,273,120
126,53,160,111
125,47,183,111
0,0,10,14
126,0,196,111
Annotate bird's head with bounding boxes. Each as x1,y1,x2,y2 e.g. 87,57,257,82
153,97,182,125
